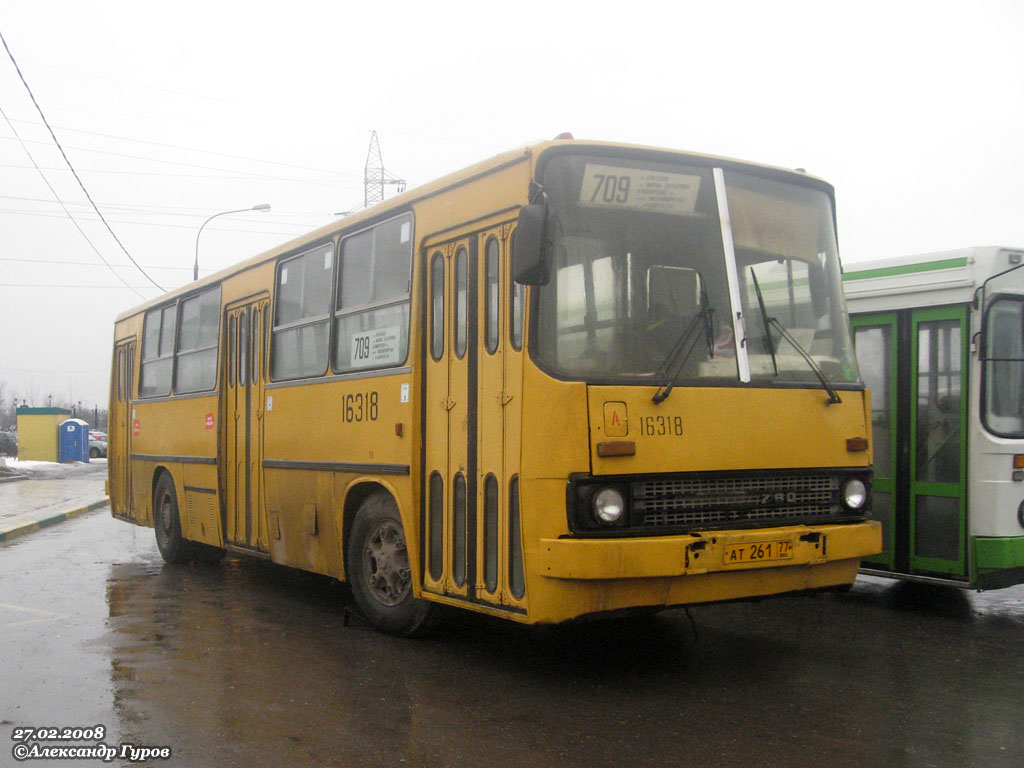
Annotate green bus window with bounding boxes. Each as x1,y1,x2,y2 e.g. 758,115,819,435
984,298,1024,438
916,320,962,484
854,325,892,478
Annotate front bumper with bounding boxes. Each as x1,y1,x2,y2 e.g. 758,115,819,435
538,520,882,580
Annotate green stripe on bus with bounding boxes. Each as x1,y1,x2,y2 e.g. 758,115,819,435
843,257,969,282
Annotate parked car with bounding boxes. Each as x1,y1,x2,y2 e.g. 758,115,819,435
0,430,16,456
89,436,107,458
90,430,107,442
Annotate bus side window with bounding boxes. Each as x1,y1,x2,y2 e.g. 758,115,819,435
430,253,445,361
175,286,221,394
455,247,468,358
252,306,260,385
334,213,414,373
117,348,124,402
485,237,500,354
510,232,524,351
139,303,176,398
228,315,236,387
270,243,333,381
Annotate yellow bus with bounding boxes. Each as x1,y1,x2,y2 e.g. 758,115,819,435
108,138,881,635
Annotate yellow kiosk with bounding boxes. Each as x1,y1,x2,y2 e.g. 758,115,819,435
15,407,71,462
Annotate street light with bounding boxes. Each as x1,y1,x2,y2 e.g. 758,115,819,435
194,203,271,280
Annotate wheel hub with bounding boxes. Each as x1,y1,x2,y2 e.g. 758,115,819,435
363,520,411,607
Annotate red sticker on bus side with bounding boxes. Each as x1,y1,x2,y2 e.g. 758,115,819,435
205,413,215,429
133,419,140,436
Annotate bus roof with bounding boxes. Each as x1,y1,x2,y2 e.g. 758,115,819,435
843,246,1024,312
116,137,831,322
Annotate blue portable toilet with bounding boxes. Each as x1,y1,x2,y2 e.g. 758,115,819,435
58,418,90,463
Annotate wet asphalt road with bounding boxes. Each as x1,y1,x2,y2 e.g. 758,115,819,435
1,509,1022,768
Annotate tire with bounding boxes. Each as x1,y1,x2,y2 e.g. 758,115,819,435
89,447,99,458
347,492,437,636
153,473,195,564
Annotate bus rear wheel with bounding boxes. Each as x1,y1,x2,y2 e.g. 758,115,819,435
347,492,436,636
153,473,195,564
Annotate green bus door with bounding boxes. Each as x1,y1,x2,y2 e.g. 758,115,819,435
853,306,967,579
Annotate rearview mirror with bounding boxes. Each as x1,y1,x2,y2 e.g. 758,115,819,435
512,204,550,285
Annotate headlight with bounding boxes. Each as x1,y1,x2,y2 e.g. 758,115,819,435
593,488,626,524
842,478,868,510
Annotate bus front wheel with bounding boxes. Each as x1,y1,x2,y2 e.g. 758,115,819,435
153,473,195,564
347,492,436,637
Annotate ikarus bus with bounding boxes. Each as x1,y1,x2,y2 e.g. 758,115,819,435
845,246,1024,589
108,138,881,636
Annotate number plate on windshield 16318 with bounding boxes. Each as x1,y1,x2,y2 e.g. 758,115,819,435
724,540,794,565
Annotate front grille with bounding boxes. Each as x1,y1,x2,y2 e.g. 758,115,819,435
632,473,840,529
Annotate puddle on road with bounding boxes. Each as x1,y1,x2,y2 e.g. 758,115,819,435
89,551,1024,768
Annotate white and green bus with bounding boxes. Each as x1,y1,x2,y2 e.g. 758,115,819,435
844,246,1024,589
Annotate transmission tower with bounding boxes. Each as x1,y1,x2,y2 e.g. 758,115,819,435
363,130,406,208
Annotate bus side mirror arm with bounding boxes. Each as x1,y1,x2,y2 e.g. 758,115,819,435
512,204,550,286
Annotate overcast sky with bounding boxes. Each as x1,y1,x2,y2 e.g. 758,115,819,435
1,0,1022,409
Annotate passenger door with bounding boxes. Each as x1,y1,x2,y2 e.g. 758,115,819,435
909,307,967,575
852,315,897,568
223,297,270,551
422,220,526,609
110,339,136,518
852,307,968,578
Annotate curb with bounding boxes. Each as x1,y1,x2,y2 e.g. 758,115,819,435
0,498,109,544
0,474,28,485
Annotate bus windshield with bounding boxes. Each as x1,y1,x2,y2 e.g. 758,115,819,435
533,154,860,388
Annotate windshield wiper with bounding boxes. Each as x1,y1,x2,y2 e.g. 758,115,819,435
652,288,714,404
764,316,841,405
750,270,778,376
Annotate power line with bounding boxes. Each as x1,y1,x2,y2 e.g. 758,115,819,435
0,103,147,301
4,117,363,179
0,193,332,218
0,135,363,188
0,29,164,292
0,256,207,272
0,283,159,289
0,207,310,236
0,161,362,187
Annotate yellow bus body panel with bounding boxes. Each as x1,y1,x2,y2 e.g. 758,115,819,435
587,385,872,473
